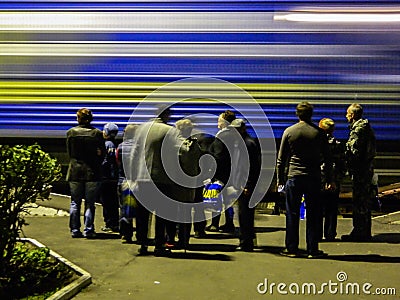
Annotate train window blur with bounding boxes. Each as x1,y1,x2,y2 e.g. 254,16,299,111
0,0,399,145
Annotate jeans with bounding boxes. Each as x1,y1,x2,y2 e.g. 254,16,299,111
69,181,100,234
285,176,321,254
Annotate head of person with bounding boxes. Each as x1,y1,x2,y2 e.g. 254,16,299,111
175,118,194,138
296,101,313,122
217,109,236,130
123,123,138,140
319,118,335,135
230,118,247,136
103,122,119,139
346,103,363,124
76,108,93,125
156,104,171,123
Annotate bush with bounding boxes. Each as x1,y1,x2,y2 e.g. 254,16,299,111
0,144,62,277
0,243,76,299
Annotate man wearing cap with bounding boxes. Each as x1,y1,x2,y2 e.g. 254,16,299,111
66,108,105,238
99,122,120,232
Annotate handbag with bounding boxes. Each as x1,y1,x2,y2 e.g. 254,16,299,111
202,180,224,212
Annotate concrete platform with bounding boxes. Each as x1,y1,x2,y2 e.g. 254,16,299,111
22,194,400,300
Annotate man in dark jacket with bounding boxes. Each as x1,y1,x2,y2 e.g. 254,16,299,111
66,108,105,238
206,110,237,233
99,122,120,233
231,119,261,252
342,103,376,242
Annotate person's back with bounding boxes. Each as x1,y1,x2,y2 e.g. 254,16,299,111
277,101,332,259
280,121,326,180
66,124,104,182
66,108,105,239
99,122,120,232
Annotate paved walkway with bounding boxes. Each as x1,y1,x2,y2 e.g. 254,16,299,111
23,194,400,300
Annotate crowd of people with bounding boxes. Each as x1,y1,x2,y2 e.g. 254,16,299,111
65,101,376,258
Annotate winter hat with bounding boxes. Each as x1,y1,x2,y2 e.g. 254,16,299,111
103,122,119,138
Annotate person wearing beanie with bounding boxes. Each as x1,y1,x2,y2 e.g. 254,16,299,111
100,122,120,233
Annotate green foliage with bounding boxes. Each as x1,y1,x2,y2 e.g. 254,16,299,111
0,243,75,299
0,144,62,277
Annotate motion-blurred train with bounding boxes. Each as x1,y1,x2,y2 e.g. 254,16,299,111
0,0,399,148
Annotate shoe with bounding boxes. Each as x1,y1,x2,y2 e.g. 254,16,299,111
71,231,83,238
279,249,300,258
175,240,189,250
307,250,328,259
236,245,254,252
138,245,149,255
83,231,96,239
341,234,372,242
121,236,133,244
102,226,119,233
205,225,219,232
154,247,171,257
194,231,207,238
165,241,175,249
219,224,235,234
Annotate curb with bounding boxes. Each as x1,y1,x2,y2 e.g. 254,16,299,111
372,211,400,224
19,238,92,300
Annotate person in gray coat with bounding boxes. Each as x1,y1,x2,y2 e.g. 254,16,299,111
126,106,188,256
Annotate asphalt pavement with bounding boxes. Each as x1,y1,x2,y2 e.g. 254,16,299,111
23,194,400,300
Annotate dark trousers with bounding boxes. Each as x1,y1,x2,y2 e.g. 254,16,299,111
320,189,339,240
210,206,234,227
134,182,173,249
285,176,321,254
351,171,373,238
99,180,119,228
193,187,206,233
135,202,169,249
193,204,206,233
238,192,255,248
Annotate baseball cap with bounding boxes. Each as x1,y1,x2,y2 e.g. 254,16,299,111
103,122,119,137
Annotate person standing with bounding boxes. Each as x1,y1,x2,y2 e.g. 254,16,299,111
128,106,186,256
116,124,138,243
171,118,203,248
206,110,237,233
277,102,332,258
231,119,261,252
341,103,376,242
100,122,120,233
318,118,346,242
66,108,105,238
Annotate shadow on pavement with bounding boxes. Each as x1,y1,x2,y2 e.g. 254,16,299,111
255,226,286,233
372,233,400,244
168,252,233,261
327,254,400,263
188,243,237,252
